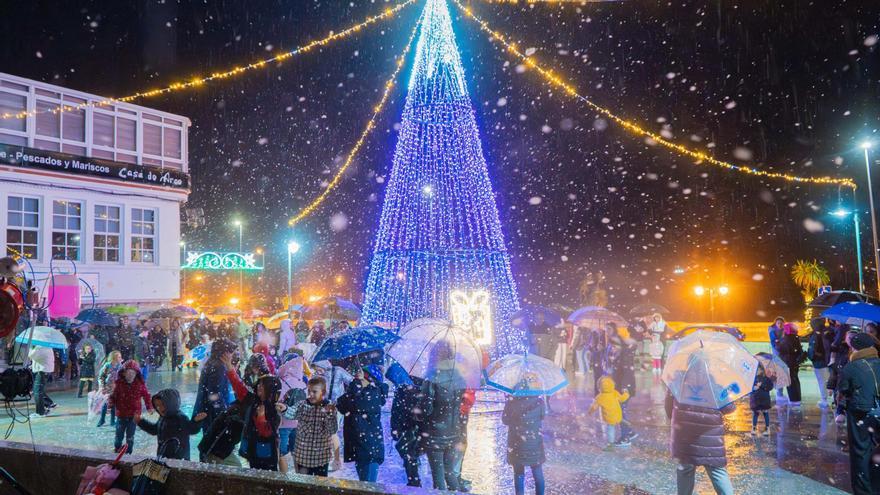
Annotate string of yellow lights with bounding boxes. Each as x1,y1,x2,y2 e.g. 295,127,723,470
452,0,857,190
288,15,423,227
1,0,416,120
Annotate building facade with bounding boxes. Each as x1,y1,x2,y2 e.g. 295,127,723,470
0,72,190,306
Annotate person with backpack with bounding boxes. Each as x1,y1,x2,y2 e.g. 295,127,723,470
838,332,880,494
221,351,285,471
135,388,207,460
277,350,307,473
421,342,467,491
389,364,425,487
808,318,833,408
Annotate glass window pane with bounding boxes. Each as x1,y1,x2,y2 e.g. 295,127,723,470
7,212,21,226
8,196,21,211
132,209,142,221
6,230,21,244
36,100,61,138
108,207,120,220
143,124,162,155
68,218,80,230
143,238,154,249
143,210,155,222
68,202,80,216
52,232,64,245
0,91,26,132
108,235,119,248
93,113,114,147
53,216,65,229
33,139,60,152
95,219,106,232
53,201,65,215
94,234,105,246
143,224,154,235
143,252,153,263
117,118,136,151
94,249,105,262
23,198,38,212
23,246,37,258
62,108,85,142
23,231,37,244
108,250,118,262
23,213,38,228
163,127,181,158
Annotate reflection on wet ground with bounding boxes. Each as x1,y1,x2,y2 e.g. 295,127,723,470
1,367,850,494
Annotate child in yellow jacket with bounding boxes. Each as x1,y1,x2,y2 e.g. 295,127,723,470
589,376,630,449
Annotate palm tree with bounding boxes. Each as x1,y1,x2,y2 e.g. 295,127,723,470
791,259,830,304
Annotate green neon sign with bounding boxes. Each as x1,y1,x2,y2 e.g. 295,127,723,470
182,251,263,271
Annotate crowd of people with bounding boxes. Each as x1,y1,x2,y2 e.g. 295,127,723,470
13,306,880,495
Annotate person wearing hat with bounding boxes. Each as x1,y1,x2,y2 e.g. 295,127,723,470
335,364,389,482
838,332,880,495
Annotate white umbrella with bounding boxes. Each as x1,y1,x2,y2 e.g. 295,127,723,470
15,326,69,349
387,318,484,389
662,330,758,409
485,352,568,396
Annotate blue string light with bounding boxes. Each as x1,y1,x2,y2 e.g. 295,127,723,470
362,0,523,356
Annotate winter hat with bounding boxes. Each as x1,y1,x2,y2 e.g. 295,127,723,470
385,362,414,387
783,323,798,335
850,332,875,351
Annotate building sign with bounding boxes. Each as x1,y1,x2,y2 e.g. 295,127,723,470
0,143,189,190
182,251,263,271
449,289,493,346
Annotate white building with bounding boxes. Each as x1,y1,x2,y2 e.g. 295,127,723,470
0,72,190,306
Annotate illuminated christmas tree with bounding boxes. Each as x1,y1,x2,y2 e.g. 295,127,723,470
362,0,523,355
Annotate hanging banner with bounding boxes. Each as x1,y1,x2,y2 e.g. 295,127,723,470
182,252,263,271
0,143,189,190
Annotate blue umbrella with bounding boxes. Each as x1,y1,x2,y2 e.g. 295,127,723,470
15,326,69,349
822,302,880,327
76,308,118,326
311,325,400,363
510,305,563,328
304,296,361,321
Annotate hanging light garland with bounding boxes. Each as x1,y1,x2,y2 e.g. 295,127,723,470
452,0,858,190
1,0,416,120
288,14,424,227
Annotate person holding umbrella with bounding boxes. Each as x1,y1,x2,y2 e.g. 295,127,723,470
837,332,880,494
335,364,389,482
29,343,57,418
807,318,833,408
502,376,546,495
421,340,468,491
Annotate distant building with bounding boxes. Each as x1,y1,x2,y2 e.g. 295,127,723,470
0,72,190,307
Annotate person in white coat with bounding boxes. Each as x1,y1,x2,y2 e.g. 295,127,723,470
29,345,56,417
278,319,297,356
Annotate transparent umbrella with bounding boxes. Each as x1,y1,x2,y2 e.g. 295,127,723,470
387,318,484,389
662,330,758,409
75,337,106,367
754,352,791,389
485,352,568,396
15,326,69,349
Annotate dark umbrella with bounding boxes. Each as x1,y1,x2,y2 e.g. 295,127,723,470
304,296,361,321
510,305,563,328
75,309,118,327
808,290,880,309
149,308,178,319
629,302,671,317
310,325,400,363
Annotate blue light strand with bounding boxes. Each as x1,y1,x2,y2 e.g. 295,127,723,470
362,0,523,356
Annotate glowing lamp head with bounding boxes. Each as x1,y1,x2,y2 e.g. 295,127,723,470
861,141,873,150
832,208,850,218
233,220,242,227
255,247,263,255
185,299,194,305
229,297,239,306
718,285,730,296
693,285,705,297
287,241,301,254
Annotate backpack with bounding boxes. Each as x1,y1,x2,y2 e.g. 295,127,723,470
283,387,307,410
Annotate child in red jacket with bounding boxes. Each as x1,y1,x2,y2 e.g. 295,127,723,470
108,360,153,454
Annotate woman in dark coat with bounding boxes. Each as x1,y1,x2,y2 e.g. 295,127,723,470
421,343,467,492
777,323,806,407
192,339,235,445
335,365,389,482
502,393,546,495
665,393,735,494
390,375,426,487
77,344,97,398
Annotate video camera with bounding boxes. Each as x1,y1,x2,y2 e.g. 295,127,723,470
0,256,33,400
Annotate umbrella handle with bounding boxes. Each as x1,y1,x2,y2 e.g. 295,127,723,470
112,444,127,465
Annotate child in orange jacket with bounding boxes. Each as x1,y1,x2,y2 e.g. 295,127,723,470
588,376,630,449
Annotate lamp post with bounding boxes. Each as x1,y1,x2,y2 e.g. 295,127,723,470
234,220,243,298
179,241,186,300
287,241,301,310
694,285,729,322
862,142,880,298
832,208,864,293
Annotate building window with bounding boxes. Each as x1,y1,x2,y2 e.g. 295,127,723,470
51,200,82,260
6,196,39,259
131,208,156,263
94,205,120,263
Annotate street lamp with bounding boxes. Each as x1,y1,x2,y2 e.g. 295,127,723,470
861,141,880,297
832,208,865,293
233,220,243,298
693,285,729,321
287,241,301,310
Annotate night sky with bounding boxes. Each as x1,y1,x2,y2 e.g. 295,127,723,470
2,0,879,321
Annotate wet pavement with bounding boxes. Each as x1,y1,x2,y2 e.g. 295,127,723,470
1,366,851,494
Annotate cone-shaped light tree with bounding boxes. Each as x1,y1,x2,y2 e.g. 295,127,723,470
361,0,523,355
